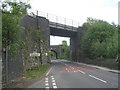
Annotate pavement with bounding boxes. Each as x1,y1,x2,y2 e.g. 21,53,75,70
28,59,119,89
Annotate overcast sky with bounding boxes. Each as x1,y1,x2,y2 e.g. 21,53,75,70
29,0,119,45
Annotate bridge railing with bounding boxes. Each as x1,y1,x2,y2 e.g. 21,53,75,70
27,9,80,30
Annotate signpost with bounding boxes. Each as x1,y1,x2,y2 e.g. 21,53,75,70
30,49,40,68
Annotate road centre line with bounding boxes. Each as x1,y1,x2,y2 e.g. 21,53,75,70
89,74,107,83
78,70,86,74
62,61,107,84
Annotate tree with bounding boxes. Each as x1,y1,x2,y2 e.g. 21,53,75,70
61,40,70,60
2,1,31,56
81,18,118,59
50,51,56,59
2,1,31,15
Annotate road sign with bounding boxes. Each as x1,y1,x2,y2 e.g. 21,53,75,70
45,53,48,56
30,53,40,57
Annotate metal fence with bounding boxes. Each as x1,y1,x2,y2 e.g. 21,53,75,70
27,9,80,28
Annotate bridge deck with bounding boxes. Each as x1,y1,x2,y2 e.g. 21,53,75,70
49,22,78,32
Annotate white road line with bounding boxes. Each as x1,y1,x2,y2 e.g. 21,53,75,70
52,83,56,86
45,87,49,89
52,80,55,82
45,80,48,83
89,75,107,83
52,78,55,80
74,71,77,72
46,67,53,76
50,75,58,89
78,70,86,74
53,85,57,89
45,83,49,86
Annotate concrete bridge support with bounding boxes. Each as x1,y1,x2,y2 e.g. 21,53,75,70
70,27,85,62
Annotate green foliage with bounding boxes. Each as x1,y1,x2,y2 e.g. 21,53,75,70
60,55,70,60
2,1,31,15
61,40,70,60
2,1,31,57
2,13,20,44
82,18,118,60
34,30,43,42
118,25,120,62
50,51,56,59
23,65,50,79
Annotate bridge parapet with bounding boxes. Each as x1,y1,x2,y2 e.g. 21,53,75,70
28,9,79,32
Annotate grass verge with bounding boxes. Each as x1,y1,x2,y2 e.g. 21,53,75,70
23,65,51,79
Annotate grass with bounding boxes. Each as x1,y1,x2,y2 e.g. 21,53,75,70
23,65,51,79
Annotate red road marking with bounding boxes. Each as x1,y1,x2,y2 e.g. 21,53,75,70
61,67,95,72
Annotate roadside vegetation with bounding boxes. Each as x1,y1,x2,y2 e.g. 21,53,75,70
51,51,57,59
81,17,119,69
23,65,50,79
2,1,51,85
2,1,31,57
60,40,70,60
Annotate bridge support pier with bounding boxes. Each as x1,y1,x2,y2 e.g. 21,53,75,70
70,27,85,62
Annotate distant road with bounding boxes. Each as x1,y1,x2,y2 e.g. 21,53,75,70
28,59,118,89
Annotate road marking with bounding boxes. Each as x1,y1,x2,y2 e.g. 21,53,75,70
52,80,55,82
53,86,57,89
72,67,74,70
52,83,56,86
50,75,58,89
89,75,107,83
45,87,49,89
46,67,53,76
45,83,49,86
78,70,86,74
53,85,57,89
45,80,48,83
66,68,69,72
52,78,55,80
